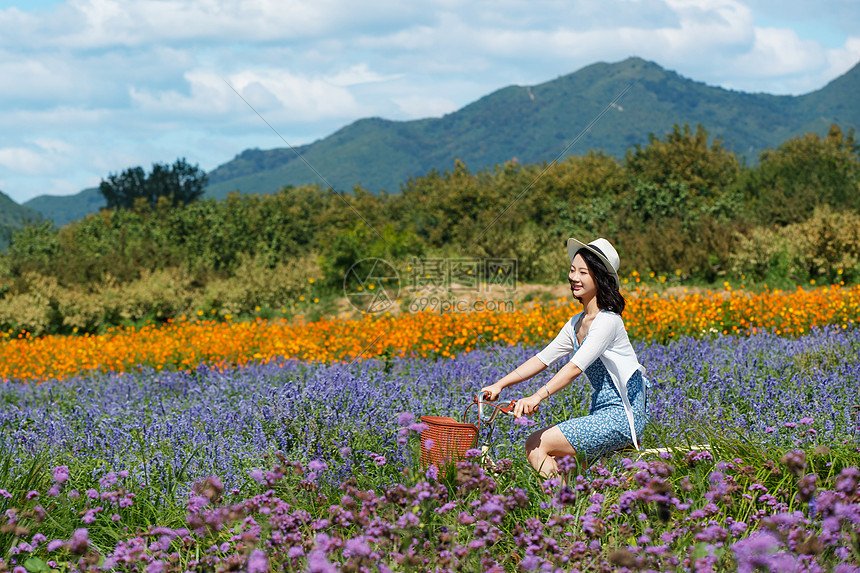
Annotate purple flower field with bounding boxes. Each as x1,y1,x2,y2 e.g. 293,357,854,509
1,326,859,571
3,326,858,490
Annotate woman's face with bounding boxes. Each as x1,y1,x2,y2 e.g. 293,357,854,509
569,253,596,300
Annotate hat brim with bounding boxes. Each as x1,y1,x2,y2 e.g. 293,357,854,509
567,238,620,289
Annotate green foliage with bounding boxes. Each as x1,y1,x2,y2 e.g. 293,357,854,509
2,123,860,335
99,158,208,210
5,221,59,275
0,256,321,335
320,222,425,288
615,125,746,279
625,124,742,201
730,206,860,285
742,125,860,225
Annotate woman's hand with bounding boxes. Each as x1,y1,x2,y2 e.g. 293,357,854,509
513,393,542,418
480,382,504,401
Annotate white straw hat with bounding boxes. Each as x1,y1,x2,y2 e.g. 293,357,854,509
567,237,621,289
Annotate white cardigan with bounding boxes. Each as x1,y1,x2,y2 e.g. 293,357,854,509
536,310,646,449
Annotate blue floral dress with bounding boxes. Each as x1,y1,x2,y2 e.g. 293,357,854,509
557,335,650,460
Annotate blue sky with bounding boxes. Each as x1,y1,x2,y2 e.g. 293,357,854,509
1,0,858,204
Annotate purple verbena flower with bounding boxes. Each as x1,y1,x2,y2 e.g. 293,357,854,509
247,549,268,573
307,460,328,472
52,466,69,484
68,528,89,555
344,536,372,558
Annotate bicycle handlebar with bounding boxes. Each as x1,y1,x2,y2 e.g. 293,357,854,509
474,392,535,423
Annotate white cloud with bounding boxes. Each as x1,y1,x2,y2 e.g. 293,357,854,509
325,64,401,87
0,107,108,130
129,67,371,123
0,0,858,204
33,138,76,156
1,0,419,50
734,27,825,77
0,138,84,176
825,36,860,79
0,147,45,174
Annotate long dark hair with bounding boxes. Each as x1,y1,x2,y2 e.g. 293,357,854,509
575,248,626,315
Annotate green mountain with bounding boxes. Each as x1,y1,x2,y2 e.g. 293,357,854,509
13,56,860,225
206,56,860,199
23,187,105,228
0,190,42,248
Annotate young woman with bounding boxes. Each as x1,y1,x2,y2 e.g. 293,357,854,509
480,237,649,476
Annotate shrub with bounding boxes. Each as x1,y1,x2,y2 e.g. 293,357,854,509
0,256,323,336
0,273,61,334
193,254,321,317
731,207,860,284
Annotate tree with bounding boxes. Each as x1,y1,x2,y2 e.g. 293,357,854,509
624,124,742,201
742,125,860,225
99,158,208,210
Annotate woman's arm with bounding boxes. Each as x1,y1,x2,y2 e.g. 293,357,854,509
513,361,583,418
481,355,548,400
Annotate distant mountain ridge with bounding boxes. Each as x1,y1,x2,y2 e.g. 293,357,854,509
204,56,860,199
13,56,860,226
0,190,42,247
23,187,105,228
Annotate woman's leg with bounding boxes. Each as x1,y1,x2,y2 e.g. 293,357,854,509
525,425,578,477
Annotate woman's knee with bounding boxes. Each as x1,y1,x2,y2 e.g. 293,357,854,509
525,430,545,455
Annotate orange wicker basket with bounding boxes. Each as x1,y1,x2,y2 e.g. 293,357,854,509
419,416,479,468
419,398,517,468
